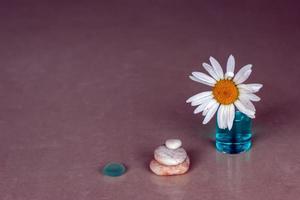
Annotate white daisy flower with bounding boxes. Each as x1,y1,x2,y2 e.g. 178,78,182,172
186,55,262,130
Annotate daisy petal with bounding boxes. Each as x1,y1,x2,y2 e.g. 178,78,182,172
240,93,261,102
234,100,255,118
223,106,230,129
193,100,210,114
209,56,224,79
234,69,252,84
202,106,209,116
203,101,219,124
217,106,222,128
238,83,263,93
186,91,212,103
192,72,216,84
189,75,215,87
202,99,218,116
248,93,261,102
227,104,235,130
202,63,220,81
233,64,252,84
240,95,256,112
191,95,213,106
225,54,235,79
217,105,227,129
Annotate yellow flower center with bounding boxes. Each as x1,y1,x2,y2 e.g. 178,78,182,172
212,80,239,105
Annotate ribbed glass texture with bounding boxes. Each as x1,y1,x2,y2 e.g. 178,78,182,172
216,111,252,154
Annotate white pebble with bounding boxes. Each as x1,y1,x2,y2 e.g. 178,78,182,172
154,146,187,166
165,139,182,150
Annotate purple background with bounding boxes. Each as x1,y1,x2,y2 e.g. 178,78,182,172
0,1,299,199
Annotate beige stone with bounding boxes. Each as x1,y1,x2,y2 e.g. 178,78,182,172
149,156,190,176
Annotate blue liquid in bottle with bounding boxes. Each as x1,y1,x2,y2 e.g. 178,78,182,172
216,111,252,154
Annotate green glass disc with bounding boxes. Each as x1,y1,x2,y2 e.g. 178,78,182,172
102,163,126,177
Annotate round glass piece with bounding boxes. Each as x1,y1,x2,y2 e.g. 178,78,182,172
102,162,126,177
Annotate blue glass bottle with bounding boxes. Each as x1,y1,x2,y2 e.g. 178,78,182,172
216,111,252,154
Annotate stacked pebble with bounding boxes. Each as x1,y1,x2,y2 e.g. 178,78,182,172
149,139,190,176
